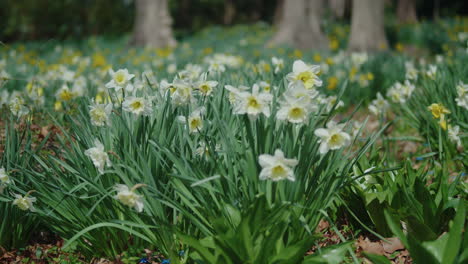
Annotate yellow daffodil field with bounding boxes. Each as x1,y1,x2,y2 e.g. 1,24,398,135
0,16,467,264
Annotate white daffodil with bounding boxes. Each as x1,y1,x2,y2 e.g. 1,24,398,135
122,96,153,116
208,61,226,74
89,100,113,126
405,62,418,80
455,81,468,110
286,60,322,89
314,121,351,154
320,95,345,113
114,184,144,212
171,79,194,106
350,52,368,67
84,139,111,174
106,69,135,92
283,81,319,103
448,125,462,148
224,84,249,104
177,107,206,133
368,93,389,116
258,149,298,182
232,84,273,120
178,64,203,82
9,96,29,118
257,81,274,93
194,141,222,161
13,193,36,212
276,96,315,124
0,167,10,184
426,65,437,80
387,80,415,104
195,74,218,96
271,57,284,74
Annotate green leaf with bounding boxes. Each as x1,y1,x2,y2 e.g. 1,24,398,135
441,202,465,264
362,252,392,264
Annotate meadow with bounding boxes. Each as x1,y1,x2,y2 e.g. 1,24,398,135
0,18,467,263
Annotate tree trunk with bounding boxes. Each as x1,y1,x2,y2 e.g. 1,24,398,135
329,0,346,19
397,0,417,24
268,0,328,50
273,0,284,27
347,0,388,52
131,0,176,48
223,0,236,25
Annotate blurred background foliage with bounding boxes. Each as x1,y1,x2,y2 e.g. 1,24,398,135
0,0,467,42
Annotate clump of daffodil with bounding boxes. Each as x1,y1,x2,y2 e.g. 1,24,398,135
258,149,298,182
428,103,450,130
13,191,37,212
114,184,145,212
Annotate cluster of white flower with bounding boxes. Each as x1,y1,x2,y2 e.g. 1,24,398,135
386,80,416,104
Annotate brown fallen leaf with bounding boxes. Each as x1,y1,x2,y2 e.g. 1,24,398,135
383,237,405,254
357,236,386,255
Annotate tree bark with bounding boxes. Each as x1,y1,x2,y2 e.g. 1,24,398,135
223,0,236,25
329,0,346,19
131,0,176,48
397,0,418,24
269,0,328,50
273,0,284,27
347,0,388,52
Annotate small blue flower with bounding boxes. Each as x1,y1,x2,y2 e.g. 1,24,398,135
162,260,170,264
178,250,185,257
416,157,423,161
139,258,150,264
462,172,466,176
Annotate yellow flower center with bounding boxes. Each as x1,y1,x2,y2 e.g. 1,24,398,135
115,73,126,84
271,165,286,178
130,100,142,110
289,107,304,119
200,84,210,94
297,72,312,83
330,134,341,144
247,97,260,108
190,118,202,131
59,90,73,101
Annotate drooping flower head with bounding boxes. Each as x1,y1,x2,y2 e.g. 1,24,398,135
84,139,112,174
114,184,145,212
